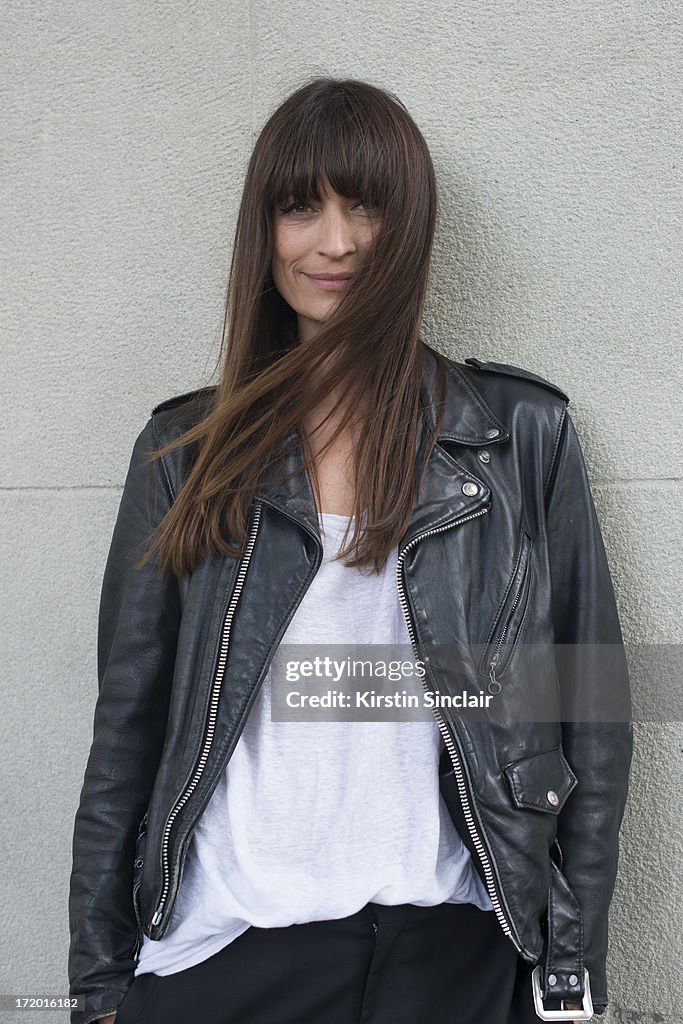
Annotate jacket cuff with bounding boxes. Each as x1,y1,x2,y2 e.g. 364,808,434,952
70,981,131,1024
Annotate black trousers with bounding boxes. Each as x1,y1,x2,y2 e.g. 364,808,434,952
116,901,541,1024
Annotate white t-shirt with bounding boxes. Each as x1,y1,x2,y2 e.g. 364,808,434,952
135,512,492,977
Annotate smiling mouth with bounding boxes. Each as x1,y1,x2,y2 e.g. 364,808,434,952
304,274,354,291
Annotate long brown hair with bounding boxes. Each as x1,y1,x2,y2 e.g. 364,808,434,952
138,75,447,578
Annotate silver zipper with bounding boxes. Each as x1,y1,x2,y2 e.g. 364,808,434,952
487,534,531,694
151,502,263,927
395,504,531,958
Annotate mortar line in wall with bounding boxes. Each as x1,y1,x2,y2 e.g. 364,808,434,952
0,478,682,493
593,478,683,485
0,485,127,492
249,0,254,138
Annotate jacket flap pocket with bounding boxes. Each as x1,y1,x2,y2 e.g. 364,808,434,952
503,747,578,814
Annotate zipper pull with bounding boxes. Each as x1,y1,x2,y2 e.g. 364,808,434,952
151,906,164,926
488,662,501,695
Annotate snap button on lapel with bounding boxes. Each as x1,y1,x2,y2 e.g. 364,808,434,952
478,450,490,463
462,482,479,496
569,974,579,986
485,427,501,438
547,790,559,806
548,974,557,986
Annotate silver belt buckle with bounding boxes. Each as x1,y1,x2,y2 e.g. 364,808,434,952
531,967,594,1020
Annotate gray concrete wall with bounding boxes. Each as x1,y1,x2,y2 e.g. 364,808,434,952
2,2,681,1021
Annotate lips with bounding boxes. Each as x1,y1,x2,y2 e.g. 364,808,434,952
306,273,354,281
304,272,355,291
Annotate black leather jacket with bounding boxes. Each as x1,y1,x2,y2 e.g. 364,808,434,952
68,347,632,1024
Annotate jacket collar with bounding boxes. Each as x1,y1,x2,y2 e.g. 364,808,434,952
425,347,509,446
256,348,509,550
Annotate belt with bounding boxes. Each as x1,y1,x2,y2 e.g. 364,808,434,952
531,860,594,1020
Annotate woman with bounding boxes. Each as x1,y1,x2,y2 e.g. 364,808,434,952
68,77,632,1024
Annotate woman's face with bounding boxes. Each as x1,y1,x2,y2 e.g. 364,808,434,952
271,180,380,344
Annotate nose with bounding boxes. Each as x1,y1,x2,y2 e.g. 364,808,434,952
315,209,358,257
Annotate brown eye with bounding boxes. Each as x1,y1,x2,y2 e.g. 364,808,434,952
278,201,311,215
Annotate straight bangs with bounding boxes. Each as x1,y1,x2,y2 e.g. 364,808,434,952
266,95,397,215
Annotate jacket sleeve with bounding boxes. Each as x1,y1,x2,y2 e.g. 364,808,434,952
68,416,180,1024
544,404,633,1014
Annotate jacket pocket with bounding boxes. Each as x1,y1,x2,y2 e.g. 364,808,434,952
503,746,578,814
131,811,148,960
480,530,533,693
